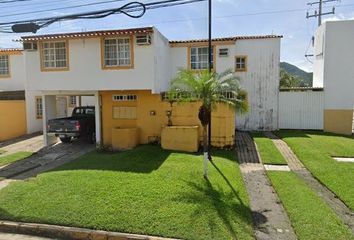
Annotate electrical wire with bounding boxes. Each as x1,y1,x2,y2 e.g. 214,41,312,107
0,0,205,26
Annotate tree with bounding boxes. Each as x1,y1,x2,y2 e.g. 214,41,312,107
168,69,248,178
280,69,302,88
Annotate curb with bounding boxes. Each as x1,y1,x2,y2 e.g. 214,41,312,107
0,220,179,240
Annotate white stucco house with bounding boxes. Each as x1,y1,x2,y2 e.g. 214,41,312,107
313,20,354,134
14,26,281,146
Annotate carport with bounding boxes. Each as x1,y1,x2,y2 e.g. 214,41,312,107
41,91,101,146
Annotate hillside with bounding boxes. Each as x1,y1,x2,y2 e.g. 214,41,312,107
280,62,313,87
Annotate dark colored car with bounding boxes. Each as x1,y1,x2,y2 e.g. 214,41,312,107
47,106,96,143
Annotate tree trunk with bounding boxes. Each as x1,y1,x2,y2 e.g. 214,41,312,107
203,124,208,178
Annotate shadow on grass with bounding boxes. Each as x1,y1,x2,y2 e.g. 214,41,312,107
48,145,171,174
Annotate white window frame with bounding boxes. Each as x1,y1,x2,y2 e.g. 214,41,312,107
41,41,68,70
35,96,43,119
112,94,137,101
103,37,132,68
190,46,214,70
0,55,10,77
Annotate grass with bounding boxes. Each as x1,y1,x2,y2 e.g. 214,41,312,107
0,152,33,167
268,171,353,240
277,130,354,210
251,132,287,165
0,145,254,240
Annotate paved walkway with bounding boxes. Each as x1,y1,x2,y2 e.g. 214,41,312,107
0,232,54,240
236,132,296,240
0,133,44,157
0,140,94,182
265,131,354,234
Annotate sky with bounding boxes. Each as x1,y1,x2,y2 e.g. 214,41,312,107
1,0,354,72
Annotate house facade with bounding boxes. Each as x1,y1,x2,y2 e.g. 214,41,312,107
0,49,28,141
313,20,354,134
18,26,281,147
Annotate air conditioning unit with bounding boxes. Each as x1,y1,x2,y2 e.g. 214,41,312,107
23,42,38,51
136,35,151,45
219,48,229,57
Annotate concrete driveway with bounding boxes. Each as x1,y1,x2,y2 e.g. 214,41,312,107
0,135,95,183
0,232,54,240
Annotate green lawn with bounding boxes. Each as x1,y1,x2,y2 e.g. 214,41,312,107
251,132,287,165
277,130,354,210
0,152,33,167
0,145,254,240
268,171,353,240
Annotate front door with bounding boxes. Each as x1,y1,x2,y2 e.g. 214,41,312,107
56,97,68,118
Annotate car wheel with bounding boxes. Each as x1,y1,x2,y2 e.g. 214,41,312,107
60,137,71,143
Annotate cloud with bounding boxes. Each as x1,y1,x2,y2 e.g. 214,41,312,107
323,12,354,22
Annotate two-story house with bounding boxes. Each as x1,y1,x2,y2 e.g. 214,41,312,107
20,26,281,147
0,48,28,141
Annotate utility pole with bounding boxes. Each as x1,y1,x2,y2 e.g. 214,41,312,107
208,0,212,160
306,0,337,26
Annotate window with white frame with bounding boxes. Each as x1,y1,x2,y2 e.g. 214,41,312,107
103,37,132,67
235,56,247,72
41,41,68,69
35,97,43,119
69,96,77,107
0,55,9,76
190,46,213,70
112,94,137,101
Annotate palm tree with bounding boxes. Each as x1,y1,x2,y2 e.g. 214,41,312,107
168,69,248,177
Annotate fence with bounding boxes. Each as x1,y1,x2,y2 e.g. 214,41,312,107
279,91,324,130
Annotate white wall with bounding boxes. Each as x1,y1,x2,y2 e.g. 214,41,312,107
24,37,155,92
25,90,43,134
234,38,281,131
320,20,354,110
153,27,172,93
279,91,324,130
170,38,281,131
0,53,25,91
313,25,325,88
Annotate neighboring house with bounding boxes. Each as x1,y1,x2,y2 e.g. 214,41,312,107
313,20,354,135
18,26,282,147
0,48,94,141
0,48,27,141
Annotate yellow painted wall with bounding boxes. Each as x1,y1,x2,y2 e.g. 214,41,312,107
0,100,27,141
100,90,236,148
324,109,354,135
161,126,199,152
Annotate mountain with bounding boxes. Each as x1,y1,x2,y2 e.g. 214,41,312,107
280,62,313,87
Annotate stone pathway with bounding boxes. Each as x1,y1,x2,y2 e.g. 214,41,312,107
265,131,354,234
236,132,297,240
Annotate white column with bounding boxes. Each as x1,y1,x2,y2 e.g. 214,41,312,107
43,95,58,146
94,92,101,145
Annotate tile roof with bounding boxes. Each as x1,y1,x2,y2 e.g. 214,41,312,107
169,35,283,44
0,48,22,52
20,27,154,41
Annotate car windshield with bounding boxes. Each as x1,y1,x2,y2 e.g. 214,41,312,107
73,108,95,116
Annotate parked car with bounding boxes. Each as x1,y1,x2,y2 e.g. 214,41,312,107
48,106,96,143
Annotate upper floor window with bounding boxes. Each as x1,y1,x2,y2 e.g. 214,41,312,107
103,37,133,69
235,56,247,72
41,41,68,71
190,46,214,70
0,55,10,77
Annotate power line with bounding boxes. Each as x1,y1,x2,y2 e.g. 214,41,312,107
0,0,128,18
307,0,338,26
0,0,32,3
0,0,207,32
